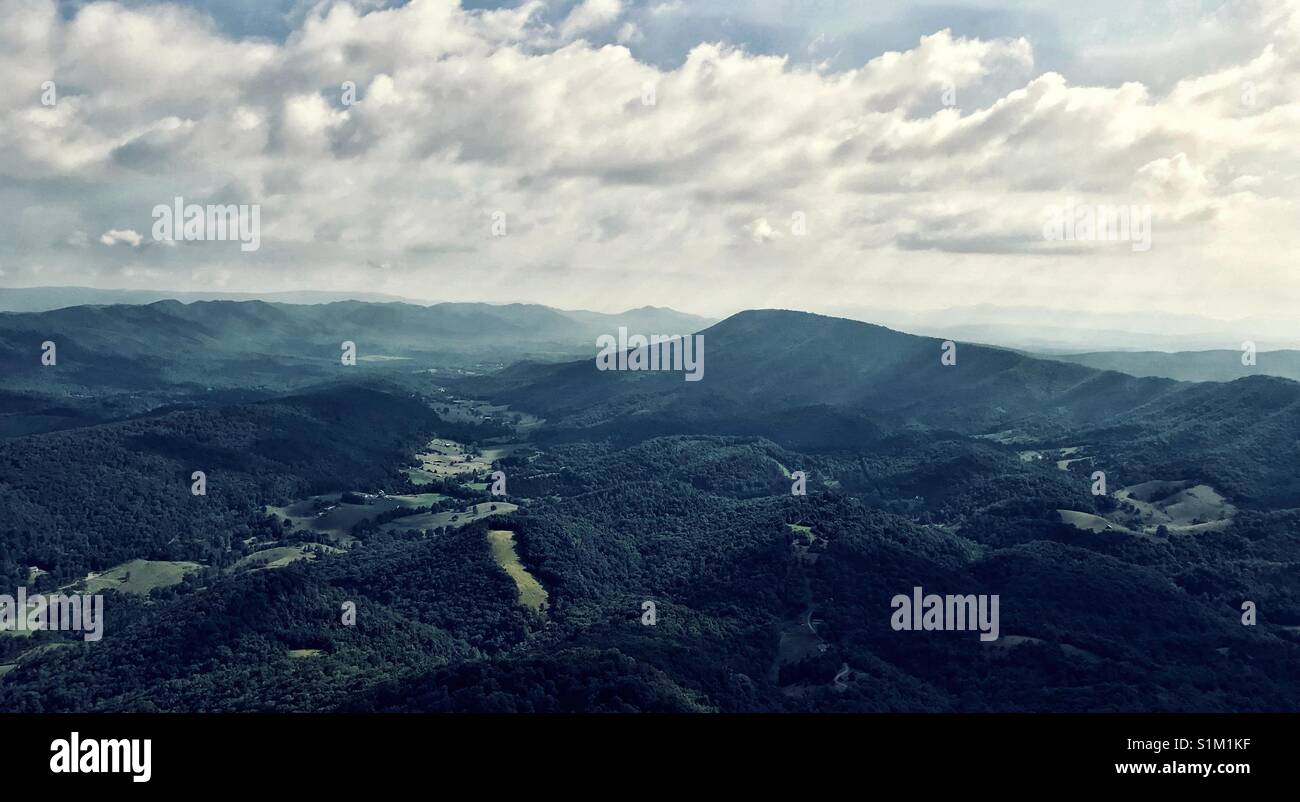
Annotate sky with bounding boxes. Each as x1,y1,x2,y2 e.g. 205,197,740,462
1,0,1297,323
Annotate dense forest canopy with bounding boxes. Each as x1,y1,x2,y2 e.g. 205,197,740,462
2,305,1299,712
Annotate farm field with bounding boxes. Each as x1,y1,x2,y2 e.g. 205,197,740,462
1057,509,1140,536
1113,480,1236,531
380,502,518,534
82,559,204,595
4,559,202,641
1015,445,1089,471
267,492,447,543
403,438,524,484
486,530,548,611
431,397,544,432
1057,479,1236,537
234,544,340,571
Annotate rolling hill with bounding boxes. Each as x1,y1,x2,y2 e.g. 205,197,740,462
0,298,713,373
471,309,1187,438
0,299,714,435
5,305,1300,713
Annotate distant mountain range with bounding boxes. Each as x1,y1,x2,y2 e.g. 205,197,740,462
1046,349,1300,383
0,286,421,311
11,288,1299,356
8,301,1300,503
825,303,1300,352
0,298,714,435
0,286,714,331
0,299,714,385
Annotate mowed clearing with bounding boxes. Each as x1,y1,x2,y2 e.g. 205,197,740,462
1016,445,1091,471
267,492,447,544
1058,479,1236,537
0,560,202,610
1114,481,1236,532
433,398,544,432
82,559,203,595
486,530,548,611
381,502,517,534
234,543,340,572
403,438,524,485
1056,509,1139,535
3,559,202,643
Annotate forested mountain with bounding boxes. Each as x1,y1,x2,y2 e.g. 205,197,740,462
475,309,1184,436
1075,375,1300,508
7,423,1298,712
474,311,1300,504
0,384,442,585
0,298,711,436
0,298,711,371
3,303,1300,713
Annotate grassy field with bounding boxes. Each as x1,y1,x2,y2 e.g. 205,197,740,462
431,398,544,431
403,438,524,484
4,559,202,639
1057,509,1139,535
287,648,323,658
82,559,203,595
381,502,518,534
1060,479,1236,538
1115,480,1235,531
267,492,447,543
486,530,548,611
786,523,824,565
1016,445,1086,469
403,467,440,486
234,544,339,572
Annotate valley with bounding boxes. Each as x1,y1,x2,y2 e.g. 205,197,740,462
2,304,1300,713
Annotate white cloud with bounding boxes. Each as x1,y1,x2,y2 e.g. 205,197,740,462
0,0,1297,324
560,0,624,41
747,218,779,243
99,229,143,247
